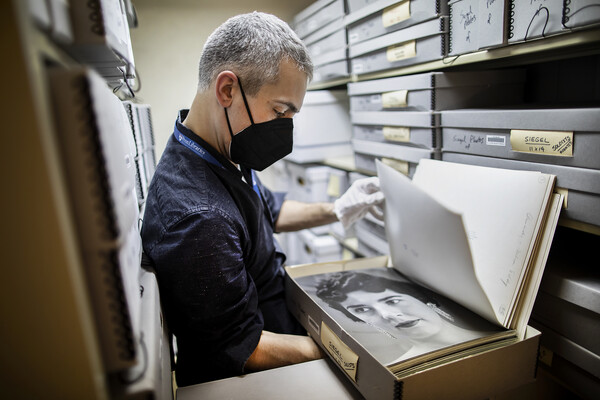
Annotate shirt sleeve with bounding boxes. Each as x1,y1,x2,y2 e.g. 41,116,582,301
149,207,263,381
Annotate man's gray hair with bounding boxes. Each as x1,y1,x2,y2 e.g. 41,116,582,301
197,12,313,96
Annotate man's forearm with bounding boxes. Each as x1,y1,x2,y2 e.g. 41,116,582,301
275,200,338,232
244,330,324,372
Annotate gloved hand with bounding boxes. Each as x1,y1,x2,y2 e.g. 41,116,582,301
333,177,385,229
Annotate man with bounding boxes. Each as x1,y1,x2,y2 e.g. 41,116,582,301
141,12,384,386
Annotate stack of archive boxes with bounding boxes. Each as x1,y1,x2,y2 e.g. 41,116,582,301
447,0,600,57
123,102,157,216
347,68,526,256
346,0,449,76
292,0,349,84
530,228,600,397
439,102,600,397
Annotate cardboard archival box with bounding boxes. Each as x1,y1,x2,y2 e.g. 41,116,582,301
285,159,563,399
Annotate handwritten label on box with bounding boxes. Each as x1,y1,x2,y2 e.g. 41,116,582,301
382,1,411,28
382,90,408,108
321,321,358,381
387,40,416,62
510,129,573,157
383,126,411,142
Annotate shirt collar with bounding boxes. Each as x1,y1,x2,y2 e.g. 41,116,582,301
176,109,241,177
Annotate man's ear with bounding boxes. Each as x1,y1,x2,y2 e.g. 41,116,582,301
215,71,238,108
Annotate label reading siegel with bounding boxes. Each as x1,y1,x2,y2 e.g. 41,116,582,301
321,321,358,382
510,129,573,157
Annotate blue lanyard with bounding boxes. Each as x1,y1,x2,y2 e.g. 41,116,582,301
174,124,261,198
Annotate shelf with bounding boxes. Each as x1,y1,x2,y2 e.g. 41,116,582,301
308,27,600,90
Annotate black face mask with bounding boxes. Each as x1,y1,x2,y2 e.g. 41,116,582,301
225,78,294,171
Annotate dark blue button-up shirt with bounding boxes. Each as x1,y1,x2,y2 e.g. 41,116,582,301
141,111,304,386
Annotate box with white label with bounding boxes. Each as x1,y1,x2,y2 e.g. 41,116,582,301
346,0,449,45
508,0,563,43
293,0,347,39
353,138,438,175
352,110,440,149
440,108,600,169
348,69,525,111
448,0,508,55
285,256,542,400
349,17,448,75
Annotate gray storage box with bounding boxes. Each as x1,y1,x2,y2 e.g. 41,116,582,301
354,151,419,175
349,17,448,75
306,23,348,67
348,69,525,111
532,240,600,356
508,0,563,43
448,0,508,55
441,108,600,169
353,138,439,175
313,59,351,82
351,110,440,148
347,0,383,13
346,0,448,45
294,0,347,39
440,153,600,226
562,0,600,29
285,257,542,400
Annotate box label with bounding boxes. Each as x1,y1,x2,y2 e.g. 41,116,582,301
387,40,417,62
510,129,574,157
321,321,359,382
383,126,411,142
382,1,411,28
382,157,409,175
486,135,506,147
327,174,341,197
382,90,408,108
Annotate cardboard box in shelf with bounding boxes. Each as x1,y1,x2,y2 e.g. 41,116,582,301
349,17,448,75
440,107,600,170
351,111,440,149
563,0,600,29
293,90,352,147
353,138,440,163
354,151,421,176
448,0,508,56
285,257,542,400
530,319,600,382
346,0,448,45
508,0,563,43
348,69,525,112
297,229,344,265
67,0,135,68
440,152,600,227
293,0,346,39
312,59,351,83
305,18,347,63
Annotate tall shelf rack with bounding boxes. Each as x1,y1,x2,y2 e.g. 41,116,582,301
1,1,136,398
293,1,600,398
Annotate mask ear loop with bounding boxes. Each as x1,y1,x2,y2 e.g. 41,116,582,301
237,78,255,125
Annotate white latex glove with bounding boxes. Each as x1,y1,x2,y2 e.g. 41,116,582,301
333,177,385,229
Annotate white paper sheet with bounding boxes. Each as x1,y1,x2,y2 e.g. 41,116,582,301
377,161,497,323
